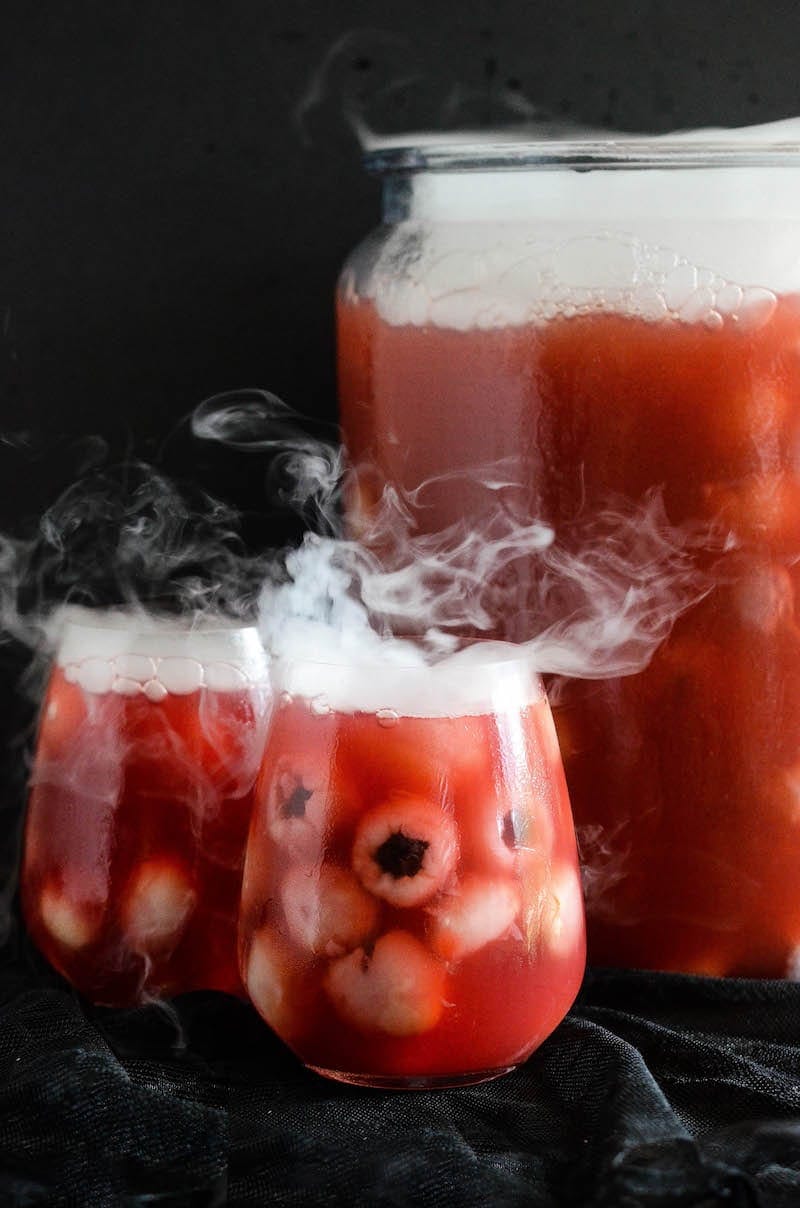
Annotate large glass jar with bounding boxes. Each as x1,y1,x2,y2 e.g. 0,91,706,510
336,139,800,978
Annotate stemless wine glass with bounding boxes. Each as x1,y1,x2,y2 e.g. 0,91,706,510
21,608,270,1005
239,645,586,1089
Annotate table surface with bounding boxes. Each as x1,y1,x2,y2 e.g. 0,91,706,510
2,939,799,1208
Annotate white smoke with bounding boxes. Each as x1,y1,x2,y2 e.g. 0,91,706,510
192,390,711,681
291,27,571,151
0,387,711,974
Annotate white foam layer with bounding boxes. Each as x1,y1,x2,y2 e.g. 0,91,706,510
272,632,545,718
362,119,800,329
54,607,268,695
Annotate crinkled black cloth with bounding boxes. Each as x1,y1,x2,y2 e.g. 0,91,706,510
2,946,800,1208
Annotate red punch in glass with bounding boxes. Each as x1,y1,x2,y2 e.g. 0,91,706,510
239,649,586,1089
21,610,270,1005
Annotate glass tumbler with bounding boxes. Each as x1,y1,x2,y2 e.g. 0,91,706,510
21,609,270,1005
239,649,585,1089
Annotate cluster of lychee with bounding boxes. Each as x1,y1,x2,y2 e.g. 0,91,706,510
37,856,198,960
244,758,582,1040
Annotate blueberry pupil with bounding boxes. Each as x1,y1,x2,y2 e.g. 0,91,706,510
281,783,313,819
375,831,430,879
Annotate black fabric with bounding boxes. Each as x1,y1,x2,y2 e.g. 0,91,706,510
3,942,800,1207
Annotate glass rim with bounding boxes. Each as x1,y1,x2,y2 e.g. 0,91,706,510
364,138,800,176
271,646,547,719
52,605,261,640
270,641,546,680
51,607,269,681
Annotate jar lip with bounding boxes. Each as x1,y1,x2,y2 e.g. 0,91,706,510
364,138,800,175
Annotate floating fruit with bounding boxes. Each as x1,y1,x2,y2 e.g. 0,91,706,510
324,930,447,1036
351,796,458,907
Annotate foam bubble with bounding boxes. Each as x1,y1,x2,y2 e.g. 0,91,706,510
360,119,800,330
54,606,268,695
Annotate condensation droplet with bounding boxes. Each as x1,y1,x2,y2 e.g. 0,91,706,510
63,663,79,684
279,691,294,708
310,695,331,717
143,679,168,703
376,708,400,728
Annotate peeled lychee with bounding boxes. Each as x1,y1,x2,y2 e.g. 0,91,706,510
245,926,301,1038
728,561,795,634
281,864,380,957
427,875,520,962
121,858,196,953
541,864,585,958
324,930,446,1036
39,884,99,950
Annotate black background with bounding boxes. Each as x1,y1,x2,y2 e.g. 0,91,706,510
2,0,800,536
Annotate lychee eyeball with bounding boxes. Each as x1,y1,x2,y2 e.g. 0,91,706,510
261,752,331,860
351,796,458,908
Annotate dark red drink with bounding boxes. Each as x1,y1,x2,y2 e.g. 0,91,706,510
239,652,585,1088
338,282,800,978
22,613,270,1004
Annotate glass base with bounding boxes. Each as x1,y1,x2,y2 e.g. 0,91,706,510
306,1064,517,1090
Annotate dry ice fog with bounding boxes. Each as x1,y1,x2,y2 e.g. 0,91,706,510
0,380,711,970
2,387,709,693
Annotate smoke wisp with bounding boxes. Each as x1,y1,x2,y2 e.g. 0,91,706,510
291,27,579,152
192,389,711,676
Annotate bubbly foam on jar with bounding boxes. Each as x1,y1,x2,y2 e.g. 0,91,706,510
272,625,543,719
359,118,800,331
54,606,268,696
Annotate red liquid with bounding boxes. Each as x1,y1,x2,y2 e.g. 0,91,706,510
239,693,585,1087
22,665,268,1005
338,295,800,977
